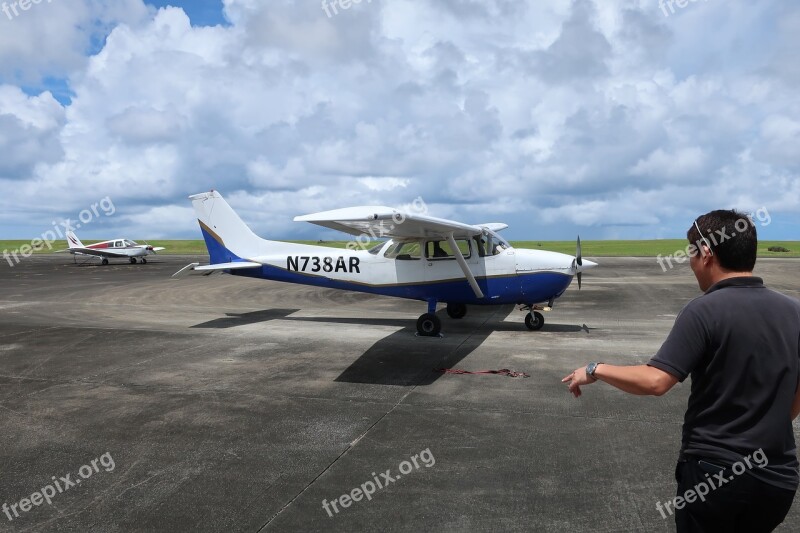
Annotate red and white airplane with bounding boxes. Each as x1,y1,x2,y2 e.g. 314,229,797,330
58,231,164,265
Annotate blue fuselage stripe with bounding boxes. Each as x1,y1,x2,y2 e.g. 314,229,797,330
200,228,573,305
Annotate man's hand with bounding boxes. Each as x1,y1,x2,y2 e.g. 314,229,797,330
562,366,597,398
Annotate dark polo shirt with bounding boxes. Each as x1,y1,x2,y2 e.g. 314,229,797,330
648,276,800,491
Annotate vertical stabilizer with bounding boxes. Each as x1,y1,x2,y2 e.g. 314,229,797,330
189,191,270,264
66,231,84,249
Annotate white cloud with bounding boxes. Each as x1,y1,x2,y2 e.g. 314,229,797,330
358,177,411,191
106,106,183,144
630,147,707,180
0,0,799,240
0,0,150,84
0,86,64,181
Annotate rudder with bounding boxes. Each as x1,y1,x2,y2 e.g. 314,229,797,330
189,191,269,264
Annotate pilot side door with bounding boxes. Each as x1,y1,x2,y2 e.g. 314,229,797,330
473,233,517,301
423,237,487,298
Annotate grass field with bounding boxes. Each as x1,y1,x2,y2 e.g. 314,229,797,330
1,239,798,258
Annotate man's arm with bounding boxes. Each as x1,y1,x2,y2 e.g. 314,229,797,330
792,378,800,420
562,364,679,398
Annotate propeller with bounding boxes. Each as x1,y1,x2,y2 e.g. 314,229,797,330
143,240,157,254
572,236,583,290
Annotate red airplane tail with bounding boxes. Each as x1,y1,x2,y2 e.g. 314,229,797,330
66,231,85,249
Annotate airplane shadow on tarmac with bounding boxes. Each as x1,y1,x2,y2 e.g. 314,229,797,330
191,306,592,386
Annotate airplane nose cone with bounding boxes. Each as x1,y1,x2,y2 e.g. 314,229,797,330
581,259,598,270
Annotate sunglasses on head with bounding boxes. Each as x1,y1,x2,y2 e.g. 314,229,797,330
694,220,714,257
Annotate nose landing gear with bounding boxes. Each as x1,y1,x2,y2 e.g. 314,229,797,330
524,311,545,331
520,299,553,331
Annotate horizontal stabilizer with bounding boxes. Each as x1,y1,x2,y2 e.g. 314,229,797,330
194,261,262,271
172,261,262,279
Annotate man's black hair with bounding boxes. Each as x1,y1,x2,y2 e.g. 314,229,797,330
687,209,757,272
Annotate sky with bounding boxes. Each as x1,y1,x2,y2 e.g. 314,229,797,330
0,0,798,241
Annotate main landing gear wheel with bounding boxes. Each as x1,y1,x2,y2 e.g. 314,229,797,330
525,311,544,331
101,258,109,266
129,257,137,264
416,313,442,336
446,303,467,319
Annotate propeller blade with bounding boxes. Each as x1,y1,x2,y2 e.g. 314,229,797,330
575,236,584,289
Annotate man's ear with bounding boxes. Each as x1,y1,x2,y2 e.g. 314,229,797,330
703,248,717,267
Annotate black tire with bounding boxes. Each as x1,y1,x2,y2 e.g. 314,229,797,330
446,303,467,319
416,313,442,336
141,258,147,264
101,258,109,266
525,311,544,331
129,257,137,264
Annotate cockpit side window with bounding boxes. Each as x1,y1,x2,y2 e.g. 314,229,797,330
425,239,471,260
384,241,421,260
367,242,386,255
473,236,489,257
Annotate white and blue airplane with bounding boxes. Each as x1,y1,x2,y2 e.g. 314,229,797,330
175,191,597,336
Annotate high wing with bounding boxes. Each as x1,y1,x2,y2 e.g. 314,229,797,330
294,206,485,240
476,223,508,232
295,207,508,299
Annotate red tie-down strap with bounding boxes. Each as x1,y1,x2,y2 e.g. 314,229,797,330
435,368,530,378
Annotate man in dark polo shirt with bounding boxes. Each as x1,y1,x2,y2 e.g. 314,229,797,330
563,209,800,532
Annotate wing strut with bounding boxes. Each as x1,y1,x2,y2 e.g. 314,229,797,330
446,233,484,299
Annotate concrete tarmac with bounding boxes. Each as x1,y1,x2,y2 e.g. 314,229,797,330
0,254,798,532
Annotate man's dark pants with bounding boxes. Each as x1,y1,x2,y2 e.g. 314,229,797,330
674,457,796,532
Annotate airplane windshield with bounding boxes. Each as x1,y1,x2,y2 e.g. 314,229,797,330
493,235,510,252
125,240,137,246
474,232,510,256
